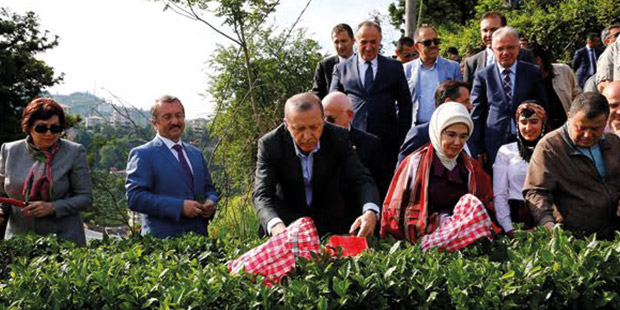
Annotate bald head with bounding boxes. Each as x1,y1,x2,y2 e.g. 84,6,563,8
322,92,354,128
602,81,620,134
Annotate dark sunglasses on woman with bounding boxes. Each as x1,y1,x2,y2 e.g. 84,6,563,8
34,124,64,134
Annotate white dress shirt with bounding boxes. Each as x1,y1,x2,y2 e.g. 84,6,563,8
157,133,194,174
357,55,378,88
492,142,528,232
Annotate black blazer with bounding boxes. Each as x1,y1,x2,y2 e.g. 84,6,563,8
253,123,379,235
349,127,389,201
464,48,536,86
572,46,604,88
311,55,339,100
330,55,412,168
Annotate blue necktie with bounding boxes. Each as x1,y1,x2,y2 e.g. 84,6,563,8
172,144,193,187
364,61,374,92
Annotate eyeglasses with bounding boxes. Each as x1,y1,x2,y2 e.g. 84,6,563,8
403,52,419,58
33,124,63,134
416,38,441,47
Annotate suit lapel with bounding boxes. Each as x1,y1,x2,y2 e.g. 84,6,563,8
352,56,366,94
154,137,194,190
491,65,509,106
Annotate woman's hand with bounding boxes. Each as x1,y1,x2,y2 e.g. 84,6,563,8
23,201,55,218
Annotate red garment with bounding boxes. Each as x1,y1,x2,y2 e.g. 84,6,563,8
380,143,498,247
228,217,320,286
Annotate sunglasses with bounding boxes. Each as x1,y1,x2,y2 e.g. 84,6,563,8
403,52,419,58
34,124,63,134
416,38,441,47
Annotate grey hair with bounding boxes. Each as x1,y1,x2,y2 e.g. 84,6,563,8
413,24,438,42
151,95,184,121
492,26,519,43
284,92,323,120
601,24,620,45
356,20,382,36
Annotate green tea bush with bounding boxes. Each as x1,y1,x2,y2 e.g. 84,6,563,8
1,228,619,309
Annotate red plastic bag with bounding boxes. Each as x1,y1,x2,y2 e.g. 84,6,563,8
326,235,368,257
0,197,26,208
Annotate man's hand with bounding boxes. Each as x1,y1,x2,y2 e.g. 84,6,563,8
543,221,554,233
616,200,620,217
271,223,286,236
182,200,204,218
0,208,4,223
22,201,54,218
199,199,216,218
349,211,377,237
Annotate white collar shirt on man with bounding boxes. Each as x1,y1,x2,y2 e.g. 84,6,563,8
485,47,495,66
338,54,355,63
357,55,378,87
157,133,194,174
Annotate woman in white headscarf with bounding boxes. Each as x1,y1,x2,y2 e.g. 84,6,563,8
380,102,499,252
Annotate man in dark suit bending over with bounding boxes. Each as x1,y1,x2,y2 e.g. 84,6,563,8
253,92,380,237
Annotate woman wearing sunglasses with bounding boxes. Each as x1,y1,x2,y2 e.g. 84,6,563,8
0,98,92,244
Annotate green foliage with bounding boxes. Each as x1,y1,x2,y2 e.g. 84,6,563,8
208,194,260,239
2,228,620,308
387,0,620,62
0,8,63,145
387,0,479,37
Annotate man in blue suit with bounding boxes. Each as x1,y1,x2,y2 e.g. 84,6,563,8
126,95,218,238
403,25,463,125
470,27,548,168
572,32,603,89
330,20,412,172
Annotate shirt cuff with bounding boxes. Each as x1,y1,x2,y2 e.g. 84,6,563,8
362,203,380,216
267,217,284,235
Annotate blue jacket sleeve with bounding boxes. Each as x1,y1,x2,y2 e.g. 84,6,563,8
125,148,184,222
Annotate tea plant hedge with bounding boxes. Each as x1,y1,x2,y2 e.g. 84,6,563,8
1,228,619,309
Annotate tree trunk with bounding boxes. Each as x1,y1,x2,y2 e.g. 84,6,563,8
405,0,417,38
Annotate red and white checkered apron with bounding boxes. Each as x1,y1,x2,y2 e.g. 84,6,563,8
421,194,494,252
228,217,320,286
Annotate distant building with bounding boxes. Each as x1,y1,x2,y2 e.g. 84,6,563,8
110,110,132,130
85,116,104,129
189,118,208,135
60,104,72,114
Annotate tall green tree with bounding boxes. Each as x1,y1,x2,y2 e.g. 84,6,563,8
0,8,62,144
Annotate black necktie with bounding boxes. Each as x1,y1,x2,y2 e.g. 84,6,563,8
364,61,374,92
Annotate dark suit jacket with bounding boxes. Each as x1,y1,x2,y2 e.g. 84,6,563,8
126,137,218,238
311,55,339,100
349,127,389,201
330,55,412,170
572,46,604,88
253,123,379,235
398,122,430,165
470,61,548,166
464,48,536,86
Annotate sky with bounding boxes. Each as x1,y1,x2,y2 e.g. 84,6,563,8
3,0,397,119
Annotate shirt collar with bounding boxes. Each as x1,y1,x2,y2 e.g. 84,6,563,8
293,140,321,158
420,57,438,70
496,60,517,74
157,133,183,150
358,54,378,67
338,53,355,63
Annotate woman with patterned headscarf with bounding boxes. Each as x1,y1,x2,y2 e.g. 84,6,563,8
493,101,547,237
381,102,499,252
0,98,92,244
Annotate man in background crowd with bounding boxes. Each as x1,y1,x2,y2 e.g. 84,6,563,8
311,23,355,100
395,36,417,63
404,25,462,125
463,11,536,86
573,32,603,89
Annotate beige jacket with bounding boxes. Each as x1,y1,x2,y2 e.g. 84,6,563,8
596,39,620,85
551,63,580,113
523,125,620,238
